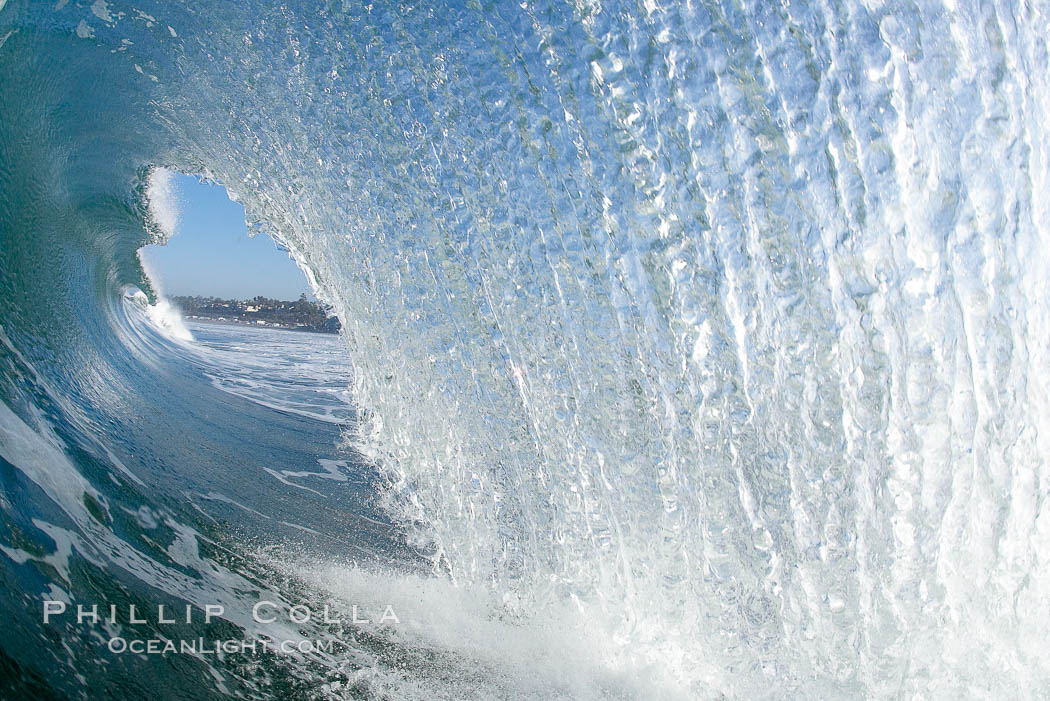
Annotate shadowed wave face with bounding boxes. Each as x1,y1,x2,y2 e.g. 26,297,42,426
1,0,1050,698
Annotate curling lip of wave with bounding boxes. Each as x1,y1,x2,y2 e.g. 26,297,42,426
0,0,1048,698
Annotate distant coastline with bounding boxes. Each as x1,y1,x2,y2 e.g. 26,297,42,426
171,295,341,334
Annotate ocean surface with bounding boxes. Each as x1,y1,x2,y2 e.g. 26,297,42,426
2,0,1050,698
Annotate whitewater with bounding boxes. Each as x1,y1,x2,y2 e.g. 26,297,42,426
1,0,1049,698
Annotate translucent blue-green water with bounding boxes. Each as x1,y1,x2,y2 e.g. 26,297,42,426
1,0,1049,698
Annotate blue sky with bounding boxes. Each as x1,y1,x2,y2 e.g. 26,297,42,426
140,173,313,300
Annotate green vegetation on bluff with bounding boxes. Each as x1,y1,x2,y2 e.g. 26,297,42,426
172,294,341,334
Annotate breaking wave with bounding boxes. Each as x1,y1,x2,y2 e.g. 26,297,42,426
1,0,1049,698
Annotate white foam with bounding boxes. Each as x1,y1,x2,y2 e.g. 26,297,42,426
123,285,195,343
280,557,699,701
0,399,94,522
90,0,112,23
145,297,194,342
145,166,179,242
184,321,354,424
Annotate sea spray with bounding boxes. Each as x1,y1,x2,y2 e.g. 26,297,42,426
0,0,1048,698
